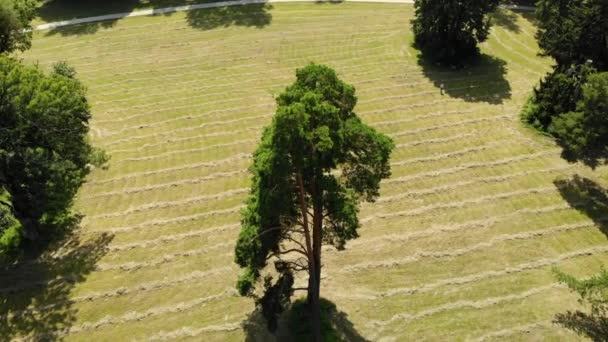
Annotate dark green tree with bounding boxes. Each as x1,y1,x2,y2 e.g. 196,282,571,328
522,63,597,131
523,0,608,139
550,72,608,167
0,0,35,53
234,63,394,340
0,57,105,260
411,0,500,64
536,0,608,71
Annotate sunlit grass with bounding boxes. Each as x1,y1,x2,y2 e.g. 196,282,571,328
8,3,608,340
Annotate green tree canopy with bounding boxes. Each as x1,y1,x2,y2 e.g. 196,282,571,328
234,63,394,339
0,56,104,260
536,0,608,71
523,63,597,131
523,0,608,142
550,72,608,167
0,0,35,54
411,0,500,64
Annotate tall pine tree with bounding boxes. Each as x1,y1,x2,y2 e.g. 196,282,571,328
234,63,394,340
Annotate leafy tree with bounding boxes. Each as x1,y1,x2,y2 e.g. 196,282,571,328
550,72,608,167
553,268,608,340
523,0,608,143
411,0,500,64
536,0,608,71
0,57,104,260
0,0,35,53
234,63,394,340
522,63,596,131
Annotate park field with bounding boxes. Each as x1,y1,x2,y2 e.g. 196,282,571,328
3,2,608,341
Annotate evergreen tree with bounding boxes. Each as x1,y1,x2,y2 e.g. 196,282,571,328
523,0,608,133
234,63,394,340
536,0,608,71
550,72,608,167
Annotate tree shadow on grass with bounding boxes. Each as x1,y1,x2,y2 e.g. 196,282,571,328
0,220,113,340
516,8,538,27
417,53,512,105
554,175,608,236
242,297,369,341
38,0,272,36
38,0,142,36
553,175,608,340
490,7,521,33
554,311,608,342
186,4,272,31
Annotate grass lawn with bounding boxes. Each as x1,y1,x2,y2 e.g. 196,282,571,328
3,2,608,341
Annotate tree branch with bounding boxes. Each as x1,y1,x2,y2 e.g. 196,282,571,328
286,235,308,253
278,248,309,258
297,172,314,264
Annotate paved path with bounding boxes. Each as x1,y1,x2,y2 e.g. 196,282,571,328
35,0,535,31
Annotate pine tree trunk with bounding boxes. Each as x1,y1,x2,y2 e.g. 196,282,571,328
296,172,322,342
310,175,323,342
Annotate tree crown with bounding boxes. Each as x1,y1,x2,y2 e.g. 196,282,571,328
411,0,500,64
0,0,35,54
234,63,393,320
536,0,608,70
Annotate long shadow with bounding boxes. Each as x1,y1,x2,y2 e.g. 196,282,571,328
519,10,538,26
553,175,608,340
38,0,142,36
417,54,512,105
490,7,521,33
0,223,113,340
243,297,369,341
186,4,272,31
38,0,272,36
554,175,608,236
554,311,608,341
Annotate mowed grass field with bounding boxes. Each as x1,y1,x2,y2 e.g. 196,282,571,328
5,2,608,341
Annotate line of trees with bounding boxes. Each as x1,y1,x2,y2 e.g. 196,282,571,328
522,0,608,167
519,0,608,338
234,63,394,340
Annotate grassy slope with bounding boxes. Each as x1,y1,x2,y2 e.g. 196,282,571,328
6,3,608,341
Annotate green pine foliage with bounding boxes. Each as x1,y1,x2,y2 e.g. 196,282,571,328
411,0,500,64
523,0,608,166
234,63,393,336
522,64,596,132
550,72,608,167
